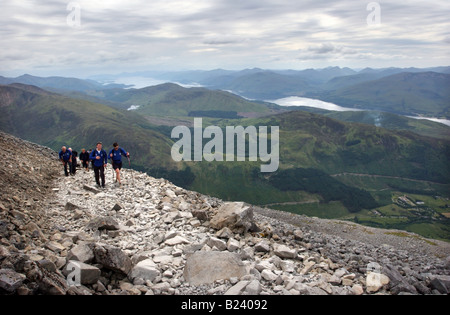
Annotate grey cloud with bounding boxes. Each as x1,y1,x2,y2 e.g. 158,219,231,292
0,0,448,75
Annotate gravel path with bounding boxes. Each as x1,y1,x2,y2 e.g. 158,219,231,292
255,207,450,259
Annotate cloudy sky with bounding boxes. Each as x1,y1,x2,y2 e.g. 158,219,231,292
1,0,449,77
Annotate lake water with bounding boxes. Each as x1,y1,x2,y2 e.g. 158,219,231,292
407,116,450,127
270,96,363,112
112,76,202,89
272,96,450,127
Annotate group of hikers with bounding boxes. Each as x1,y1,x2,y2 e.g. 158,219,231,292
59,142,130,188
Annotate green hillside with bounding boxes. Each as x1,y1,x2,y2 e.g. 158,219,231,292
97,83,277,117
184,111,450,240
325,111,450,141
0,84,176,171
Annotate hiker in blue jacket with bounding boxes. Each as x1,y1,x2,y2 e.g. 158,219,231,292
90,142,108,188
109,142,129,186
59,146,72,177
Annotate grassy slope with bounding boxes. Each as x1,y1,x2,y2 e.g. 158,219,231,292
185,111,450,240
0,84,176,170
100,83,275,117
325,111,450,141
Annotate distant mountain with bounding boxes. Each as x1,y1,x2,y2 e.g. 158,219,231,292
315,72,450,119
101,66,450,102
324,66,450,90
96,83,280,117
204,71,315,100
0,74,129,93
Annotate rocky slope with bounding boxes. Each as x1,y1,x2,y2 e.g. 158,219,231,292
0,131,449,295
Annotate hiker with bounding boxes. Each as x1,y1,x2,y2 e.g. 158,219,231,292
108,142,130,185
89,142,108,188
59,146,72,177
69,148,78,175
79,148,90,171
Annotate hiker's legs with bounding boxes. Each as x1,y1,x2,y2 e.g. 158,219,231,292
113,162,122,184
94,166,101,186
72,158,77,175
99,166,105,187
63,162,69,176
115,169,121,183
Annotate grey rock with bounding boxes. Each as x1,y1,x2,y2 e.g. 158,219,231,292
129,259,160,283
390,282,418,295
67,243,95,263
0,269,26,292
64,202,79,210
164,235,190,246
261,269,278,281
87,217,120,231
45,241,65,253
207,237,227,251
216,227,234,239
273,244,297,259
210,202,255,234
191,208,209,221
429,277,449,294
93,244,132,275
184,251,247,285
83,185,100,194
382,264,404,288
227,238,240,252
245,279,262,295
293,230,303,240
67,261,101,285
112,203,123,211
225,280,249,295
255,240,270,253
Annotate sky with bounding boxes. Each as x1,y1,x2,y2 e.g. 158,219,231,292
1,0,449,77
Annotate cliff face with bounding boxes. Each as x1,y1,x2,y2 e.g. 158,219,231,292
0,131,449,295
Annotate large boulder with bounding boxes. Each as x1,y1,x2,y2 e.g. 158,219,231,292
129,259,160,283
66,243,95,263
0,269,26,293
183,251,247,285
273,244,297,259
66,261,101,285
87,217,120,231
93,244,132,275
210,202,256,234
